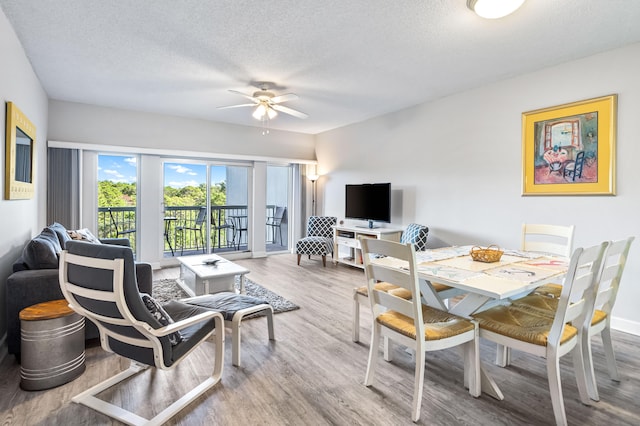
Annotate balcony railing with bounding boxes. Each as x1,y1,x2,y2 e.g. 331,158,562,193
98,205,278,254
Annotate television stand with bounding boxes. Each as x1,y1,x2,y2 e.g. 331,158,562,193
333,225,402,269
355,220,378,229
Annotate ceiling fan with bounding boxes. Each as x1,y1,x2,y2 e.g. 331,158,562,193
218,84,309,121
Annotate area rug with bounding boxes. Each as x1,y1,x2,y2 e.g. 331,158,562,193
152,277,300,314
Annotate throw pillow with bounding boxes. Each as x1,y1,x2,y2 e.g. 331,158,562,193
400,223,429,252
67,228,102,244
48,222,72,248
22,227,62,270
141,294,184,346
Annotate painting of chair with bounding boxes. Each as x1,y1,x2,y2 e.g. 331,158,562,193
564,150,586,181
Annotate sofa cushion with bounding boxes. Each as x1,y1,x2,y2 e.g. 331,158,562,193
48,222,72,248
22,228,62,270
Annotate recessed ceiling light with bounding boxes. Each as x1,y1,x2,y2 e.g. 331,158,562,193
467,0,525,19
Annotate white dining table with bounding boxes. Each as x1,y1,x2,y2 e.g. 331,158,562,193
372,245,569,400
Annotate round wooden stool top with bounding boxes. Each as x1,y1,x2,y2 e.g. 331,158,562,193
20,299,75,321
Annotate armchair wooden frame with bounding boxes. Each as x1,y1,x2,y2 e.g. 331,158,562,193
59,250,225,426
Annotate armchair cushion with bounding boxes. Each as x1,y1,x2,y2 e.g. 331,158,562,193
295,216,337,256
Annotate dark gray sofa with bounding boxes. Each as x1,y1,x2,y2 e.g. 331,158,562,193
5,223,152,360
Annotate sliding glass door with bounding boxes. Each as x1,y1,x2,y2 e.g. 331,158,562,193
266,165,291,252
163,162,207,256
97,154,138,250
210,165,250,252
162,161,250,257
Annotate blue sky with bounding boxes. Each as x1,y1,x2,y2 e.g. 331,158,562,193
98,155,226,188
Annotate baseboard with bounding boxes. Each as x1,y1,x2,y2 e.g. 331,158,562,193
611,316,640,336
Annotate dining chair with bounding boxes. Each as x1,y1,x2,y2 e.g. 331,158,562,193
352,223,459,342
496,223,575,365
265,206,286,245
107,208,136,239
522,223,575,299
58,241,225,425
511,236,634,401
231,215,249,250
360,237,480,422
176,206,207,255
521,223,575,257
472,242,608,426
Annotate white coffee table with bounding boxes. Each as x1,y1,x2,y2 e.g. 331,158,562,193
176,254,250,297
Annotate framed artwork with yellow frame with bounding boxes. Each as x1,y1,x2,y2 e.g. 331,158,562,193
5,102,36,200
522,94,616,196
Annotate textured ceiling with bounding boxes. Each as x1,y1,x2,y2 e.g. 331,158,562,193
2,0,640,135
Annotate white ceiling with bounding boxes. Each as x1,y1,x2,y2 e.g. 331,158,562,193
3,1,640,135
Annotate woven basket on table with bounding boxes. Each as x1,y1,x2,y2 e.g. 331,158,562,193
470,245,503,263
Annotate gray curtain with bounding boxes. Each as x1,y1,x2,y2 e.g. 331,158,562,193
47,147,80,229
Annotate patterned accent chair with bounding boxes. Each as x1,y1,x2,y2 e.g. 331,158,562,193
400,223,429,251
295,216,337,267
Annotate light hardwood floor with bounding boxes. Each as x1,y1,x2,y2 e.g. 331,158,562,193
2,253,639,425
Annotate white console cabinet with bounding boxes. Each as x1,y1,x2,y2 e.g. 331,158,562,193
333,225,402,268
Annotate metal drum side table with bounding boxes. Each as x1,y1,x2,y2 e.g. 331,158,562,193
20,299,86,391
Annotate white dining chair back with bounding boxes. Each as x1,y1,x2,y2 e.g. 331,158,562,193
360,237,480,422
521,223,575,257
583,236,634,401
473,242,608,426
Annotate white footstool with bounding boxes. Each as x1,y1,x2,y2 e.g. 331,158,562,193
182,292,274,366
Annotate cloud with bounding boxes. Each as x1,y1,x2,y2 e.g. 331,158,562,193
124,157,137,165
168,164,192,174
104,169,124,178
169,180,200,188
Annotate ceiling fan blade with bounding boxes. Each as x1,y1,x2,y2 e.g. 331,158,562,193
228,89,260,103
272,104,308,119
270,93,298,104
217,103,256,109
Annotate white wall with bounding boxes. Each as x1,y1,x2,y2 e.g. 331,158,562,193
0,9,49,347
48,100,316,161
316,42,640,335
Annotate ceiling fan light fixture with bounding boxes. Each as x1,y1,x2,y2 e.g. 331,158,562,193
252,103,267,120
267,106,278,120
467,0,525,19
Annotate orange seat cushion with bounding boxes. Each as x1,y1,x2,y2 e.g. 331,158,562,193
356,281,452,299
533,283,563,298
355,281,408,298
377,305,474,341
513,295,608,326
473,305,577,346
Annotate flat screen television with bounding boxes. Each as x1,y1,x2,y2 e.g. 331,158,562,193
345,183,391,228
